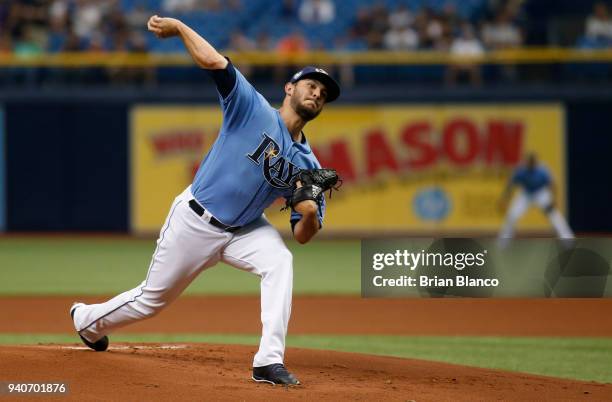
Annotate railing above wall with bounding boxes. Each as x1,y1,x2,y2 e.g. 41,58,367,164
1,48,612,67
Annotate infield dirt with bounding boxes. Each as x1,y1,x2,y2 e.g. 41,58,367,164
1,344,611,401
1,297,611,401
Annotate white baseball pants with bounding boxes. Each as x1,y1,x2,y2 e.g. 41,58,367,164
498,188,574,241
71,186,293,367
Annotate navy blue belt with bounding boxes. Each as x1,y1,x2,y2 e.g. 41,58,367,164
188,199,242,233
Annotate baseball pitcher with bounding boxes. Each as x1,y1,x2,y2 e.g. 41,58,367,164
69,15,341,386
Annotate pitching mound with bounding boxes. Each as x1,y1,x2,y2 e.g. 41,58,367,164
1,344,610,401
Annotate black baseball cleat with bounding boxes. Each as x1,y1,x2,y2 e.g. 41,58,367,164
69,303,109,352
252,363,300,385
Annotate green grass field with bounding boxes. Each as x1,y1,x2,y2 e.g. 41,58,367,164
1,237,611,384
0,237,360,295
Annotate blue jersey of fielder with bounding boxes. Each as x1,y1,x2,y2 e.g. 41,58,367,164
511,165,551,194
190,62,325,228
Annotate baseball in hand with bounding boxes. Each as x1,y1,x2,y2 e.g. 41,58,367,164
147,15,180,38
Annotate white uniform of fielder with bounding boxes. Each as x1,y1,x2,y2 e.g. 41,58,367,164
498,155,574,245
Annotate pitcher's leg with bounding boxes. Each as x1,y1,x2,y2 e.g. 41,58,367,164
221,218,293,366
73,194,229,342
253,247,293,366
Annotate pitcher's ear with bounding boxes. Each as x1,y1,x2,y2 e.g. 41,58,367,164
285,82,294,96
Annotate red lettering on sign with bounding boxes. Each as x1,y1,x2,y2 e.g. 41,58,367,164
312,140,357,182
152,131,205,156
297,117,526,182
442,119,479,165
400,121,437,169
365,129,399,177
485,120,523,165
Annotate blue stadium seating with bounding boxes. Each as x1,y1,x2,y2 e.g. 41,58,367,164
120,0,488,52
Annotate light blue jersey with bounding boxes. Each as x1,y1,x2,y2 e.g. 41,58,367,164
511,165,551,194
191,65,325,227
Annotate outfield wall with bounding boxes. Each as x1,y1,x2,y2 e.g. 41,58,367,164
0,107,5,232
130,103,566,235
1,87,610,233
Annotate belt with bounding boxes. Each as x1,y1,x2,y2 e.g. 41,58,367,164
188,199,242,233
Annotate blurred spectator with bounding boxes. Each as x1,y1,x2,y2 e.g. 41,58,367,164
451,24,485,56
6,0,49,50
299,0,335,25
446,23,484,86
388,3,414,31
425,9,445,49
104,3,129,50
412,9,429,47
13,25,43,57
12,23,45,86
385,2,417,51
48,0,71,33
346,3,388,49
481,8,522,49
585,2,612,42
73,0,110,41
482,7,522,82
384,23,419,50
276,29,309,54
162,0,225,13
126,2,151,32
2,0,611,89
350,7,373,41
368,2,389,48
162,0,197,14
440,2,461,35
275,29,309,83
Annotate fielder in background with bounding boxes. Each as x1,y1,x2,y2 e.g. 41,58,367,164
69,15,341,386
498,153,574,246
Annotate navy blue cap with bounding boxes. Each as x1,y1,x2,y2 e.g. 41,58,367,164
290,66,340,102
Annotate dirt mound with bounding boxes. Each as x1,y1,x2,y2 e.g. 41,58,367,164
1,344,610,401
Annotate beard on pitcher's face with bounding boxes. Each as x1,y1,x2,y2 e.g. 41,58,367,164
292,97,322,121
290,80,326,121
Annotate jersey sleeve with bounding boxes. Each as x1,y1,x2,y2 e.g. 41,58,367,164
206,59,236,99
213,62,265,132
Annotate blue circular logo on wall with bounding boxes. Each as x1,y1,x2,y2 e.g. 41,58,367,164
413,187,451,221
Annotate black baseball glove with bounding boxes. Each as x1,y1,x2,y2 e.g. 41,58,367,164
285,168,341,211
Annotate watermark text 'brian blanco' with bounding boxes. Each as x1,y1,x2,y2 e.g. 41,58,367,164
372,275,499,287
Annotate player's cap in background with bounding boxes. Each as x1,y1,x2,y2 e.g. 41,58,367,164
290,66,340,102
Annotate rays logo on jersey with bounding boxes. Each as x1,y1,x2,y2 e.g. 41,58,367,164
247,133,301,189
